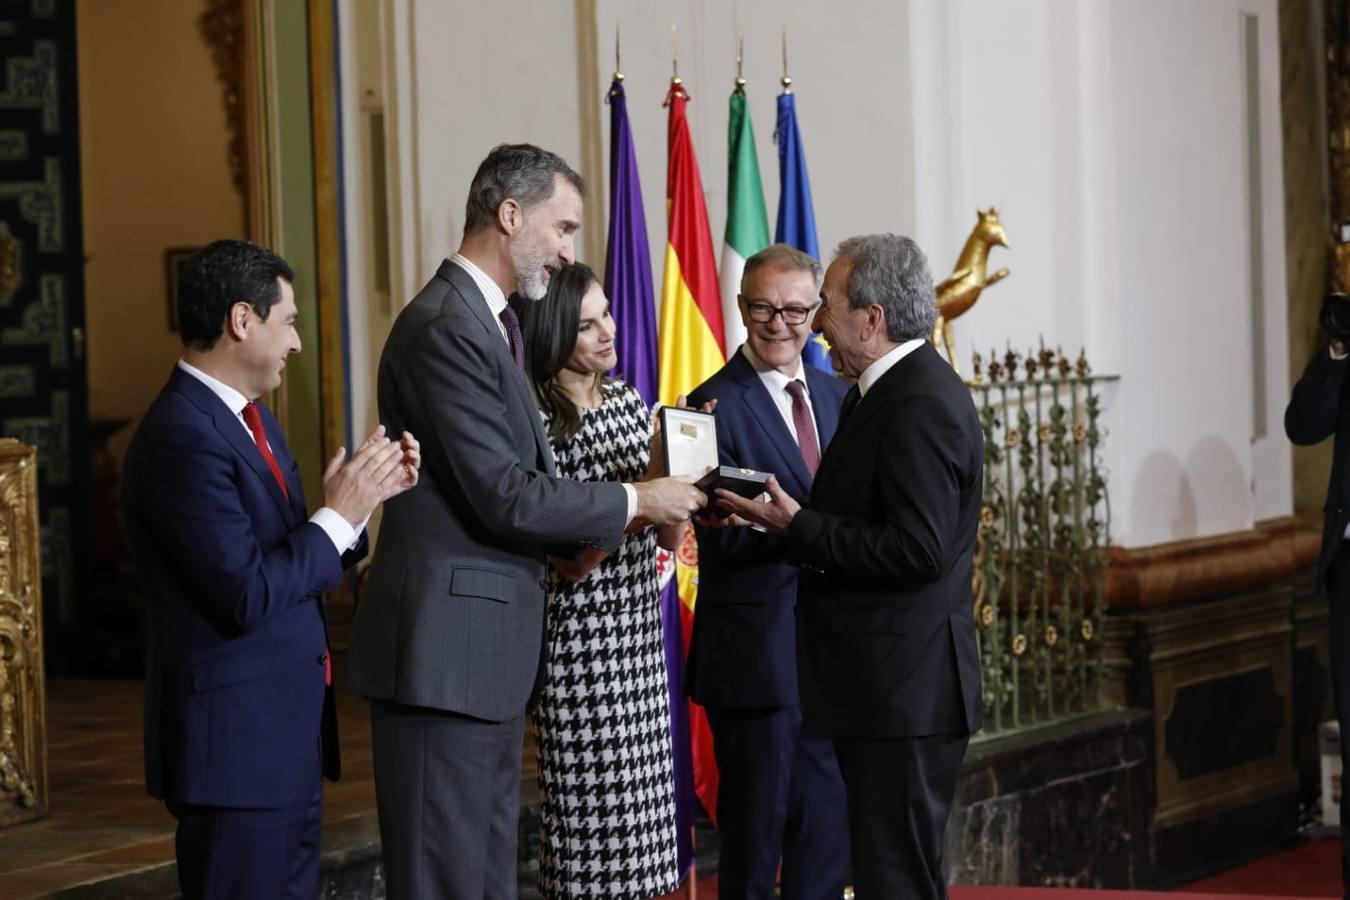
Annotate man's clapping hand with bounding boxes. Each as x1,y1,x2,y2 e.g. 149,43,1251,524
323,425,422,526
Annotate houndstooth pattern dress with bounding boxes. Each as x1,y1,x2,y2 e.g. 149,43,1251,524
532,380,681,899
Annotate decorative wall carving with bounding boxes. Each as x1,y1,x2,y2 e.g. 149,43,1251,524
199,0,248,199
1099,520,1315,870
1105,516,1318,609
0,439,48,827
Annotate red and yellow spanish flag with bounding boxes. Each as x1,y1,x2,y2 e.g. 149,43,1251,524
657,78,723,829
658,80,726,406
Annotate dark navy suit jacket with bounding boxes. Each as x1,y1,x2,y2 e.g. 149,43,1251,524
122,366,363,809
687,348,848,707
1286,346,1350,587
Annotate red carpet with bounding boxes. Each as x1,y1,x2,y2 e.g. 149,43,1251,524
654,839,1343,899
953,890,1323,900
1177,839,1340,898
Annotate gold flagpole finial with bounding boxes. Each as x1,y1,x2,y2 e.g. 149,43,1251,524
614,25,623,81
735,36,746,90
781,30,792,92
672,24,681,84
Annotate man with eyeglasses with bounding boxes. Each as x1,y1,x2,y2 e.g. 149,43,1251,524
687,243,850,900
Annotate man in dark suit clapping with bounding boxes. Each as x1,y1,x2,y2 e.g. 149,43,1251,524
122,240,420,899
716,233,984,900
687,244,850,900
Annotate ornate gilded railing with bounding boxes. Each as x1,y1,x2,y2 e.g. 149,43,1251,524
968,345,1116,735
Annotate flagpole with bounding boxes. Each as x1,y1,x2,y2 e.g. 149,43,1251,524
736,35,746,93
773,32,831,369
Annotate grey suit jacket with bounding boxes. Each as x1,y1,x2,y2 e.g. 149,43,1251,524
347,260,628,721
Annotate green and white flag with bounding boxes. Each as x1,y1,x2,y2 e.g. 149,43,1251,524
720,85,771,352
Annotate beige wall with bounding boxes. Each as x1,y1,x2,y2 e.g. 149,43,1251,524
350,0,1292,548
77,0,245,463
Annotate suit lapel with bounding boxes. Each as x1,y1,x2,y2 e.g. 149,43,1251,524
812,345,929,492
729,351,813,495
440,261,555,473
846,343,931,434
170,369,298,524
262,411,307,522
805,366,842,448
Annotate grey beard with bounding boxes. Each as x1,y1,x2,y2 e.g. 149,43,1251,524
515,267,546,301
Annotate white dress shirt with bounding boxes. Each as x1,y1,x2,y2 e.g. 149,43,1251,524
450,253,510,343
177,360,365,554
858,338,928,398
740,344,815,444
448,254,639,524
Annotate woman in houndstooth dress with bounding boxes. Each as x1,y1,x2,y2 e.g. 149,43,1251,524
520,263,683,899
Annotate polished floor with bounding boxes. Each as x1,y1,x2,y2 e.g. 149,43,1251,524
0,680,381,898
0,679,716,900
0,680,1343,899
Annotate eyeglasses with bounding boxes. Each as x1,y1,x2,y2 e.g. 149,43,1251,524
745,301,820,326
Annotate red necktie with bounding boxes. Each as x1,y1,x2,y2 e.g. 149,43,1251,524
241,402,289,501
785,381,821,477
243,402,330,684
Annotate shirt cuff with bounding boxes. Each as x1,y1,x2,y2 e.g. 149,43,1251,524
621,483,638,526
1331,345,1348,361
310,507,364,554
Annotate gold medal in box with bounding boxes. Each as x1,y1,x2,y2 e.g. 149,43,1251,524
658,406,771,512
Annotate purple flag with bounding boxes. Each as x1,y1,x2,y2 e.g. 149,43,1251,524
603,78,659,407
606,76,692,878
660,573,696,879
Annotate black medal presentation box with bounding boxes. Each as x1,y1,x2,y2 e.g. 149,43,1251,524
658,406,771,506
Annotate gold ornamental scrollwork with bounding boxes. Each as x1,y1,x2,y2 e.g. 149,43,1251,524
198,0,248,199
0,439,47,826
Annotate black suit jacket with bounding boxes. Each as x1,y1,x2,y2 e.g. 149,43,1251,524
1285,345,1350,585
687,349,848,707
786,342,984,738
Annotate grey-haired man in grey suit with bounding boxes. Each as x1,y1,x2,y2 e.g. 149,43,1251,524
348,143,705,900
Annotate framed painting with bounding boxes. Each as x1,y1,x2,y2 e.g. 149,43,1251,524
163,246,200,331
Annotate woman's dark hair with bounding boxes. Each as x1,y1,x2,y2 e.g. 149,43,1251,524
520,262,610,441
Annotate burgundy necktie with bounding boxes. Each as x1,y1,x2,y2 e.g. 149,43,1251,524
498,306,527,376
241,402,289,501
785,380,821,476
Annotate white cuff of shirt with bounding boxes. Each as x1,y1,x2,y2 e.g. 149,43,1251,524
310,507,366,554
1331,345,1348,361
622,483,638,526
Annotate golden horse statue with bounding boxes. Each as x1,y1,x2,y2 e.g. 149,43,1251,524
932,209,1010,373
